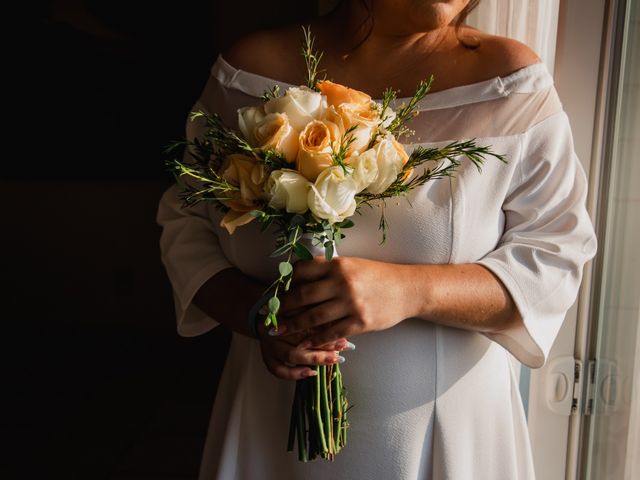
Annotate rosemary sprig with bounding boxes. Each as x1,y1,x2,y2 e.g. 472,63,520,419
302,26,324,90
386,77,433,138
332,125,358,173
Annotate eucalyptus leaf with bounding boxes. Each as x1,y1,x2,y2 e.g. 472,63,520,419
325,242,334,261
339,219,354,228
268,296,280,314
293,242,313,261
279,261,293,277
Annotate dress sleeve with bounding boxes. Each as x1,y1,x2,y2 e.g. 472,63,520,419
476,111,597,368
156,102,234,337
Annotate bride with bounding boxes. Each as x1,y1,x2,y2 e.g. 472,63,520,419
157,1,597,478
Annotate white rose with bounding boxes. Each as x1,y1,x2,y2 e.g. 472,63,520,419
264,87,327,131
365,135,409,194
238,106,266,146
266,169,311,213
308,166,357,224
349,148,379,192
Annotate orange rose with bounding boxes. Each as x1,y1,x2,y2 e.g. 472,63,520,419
317,80,371,108
296,120,343,181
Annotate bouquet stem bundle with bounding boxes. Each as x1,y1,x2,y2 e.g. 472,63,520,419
288,364,348,461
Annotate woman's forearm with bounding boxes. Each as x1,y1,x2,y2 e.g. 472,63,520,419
400,263,521,333
278,257,522,346
192,267,265,337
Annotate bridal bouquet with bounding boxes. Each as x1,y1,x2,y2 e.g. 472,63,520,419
166,28,504,462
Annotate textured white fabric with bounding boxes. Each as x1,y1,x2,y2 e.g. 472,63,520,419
156,55,597,479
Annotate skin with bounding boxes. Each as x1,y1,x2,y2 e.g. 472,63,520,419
195,0,541,380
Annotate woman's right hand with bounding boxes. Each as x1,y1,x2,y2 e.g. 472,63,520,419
257,327,350,380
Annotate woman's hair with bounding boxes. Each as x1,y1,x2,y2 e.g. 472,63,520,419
332,0,482,50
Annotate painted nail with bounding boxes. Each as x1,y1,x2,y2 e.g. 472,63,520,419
305,369,318,377
268,325,286,336
344,341,356,351
336,355,346,364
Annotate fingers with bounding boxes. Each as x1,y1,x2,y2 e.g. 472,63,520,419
292,256,331,282
281,300,347,335
280,277,339,314
302,318,357,348
261,337,347,381
263,358,318,381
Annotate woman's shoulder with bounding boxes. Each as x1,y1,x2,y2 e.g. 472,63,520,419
222,26,305,84
464,28,542,80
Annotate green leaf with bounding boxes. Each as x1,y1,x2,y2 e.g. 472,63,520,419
268,296,281,314
339,219,354,229
284,277,292,291
249,210,264,218
279,261,293,277
324,242,334,261
293,242,313,261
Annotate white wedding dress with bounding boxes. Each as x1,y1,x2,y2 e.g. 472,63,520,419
157,55,597,479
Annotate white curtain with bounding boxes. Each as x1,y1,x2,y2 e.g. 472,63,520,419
467,0,560,74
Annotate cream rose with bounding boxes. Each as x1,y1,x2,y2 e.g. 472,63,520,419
253,113,299,163
264,87,326,131
308,166,358,224
348,148,379,192
266,169,311,213
237,106,266,146
218,154,268,233
365,135,410,194
296,119,342,182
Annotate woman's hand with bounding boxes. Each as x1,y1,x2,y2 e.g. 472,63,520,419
257,324,352,380
277,256,416,347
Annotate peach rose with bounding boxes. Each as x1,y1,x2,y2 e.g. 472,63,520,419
317,80,371,108
218,154,268,233
335,102,381,155
296,119,343,181
253,113,299,163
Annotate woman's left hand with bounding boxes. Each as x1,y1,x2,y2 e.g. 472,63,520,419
278,256,416,347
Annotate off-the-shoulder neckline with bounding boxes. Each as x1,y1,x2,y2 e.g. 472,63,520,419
211,54,553,111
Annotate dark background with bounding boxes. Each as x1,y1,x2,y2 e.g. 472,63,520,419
3,1,317,478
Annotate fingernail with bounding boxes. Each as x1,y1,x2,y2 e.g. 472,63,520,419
345,341,356,351
268,325,286,336
305,369,318,377
336,355,346,364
